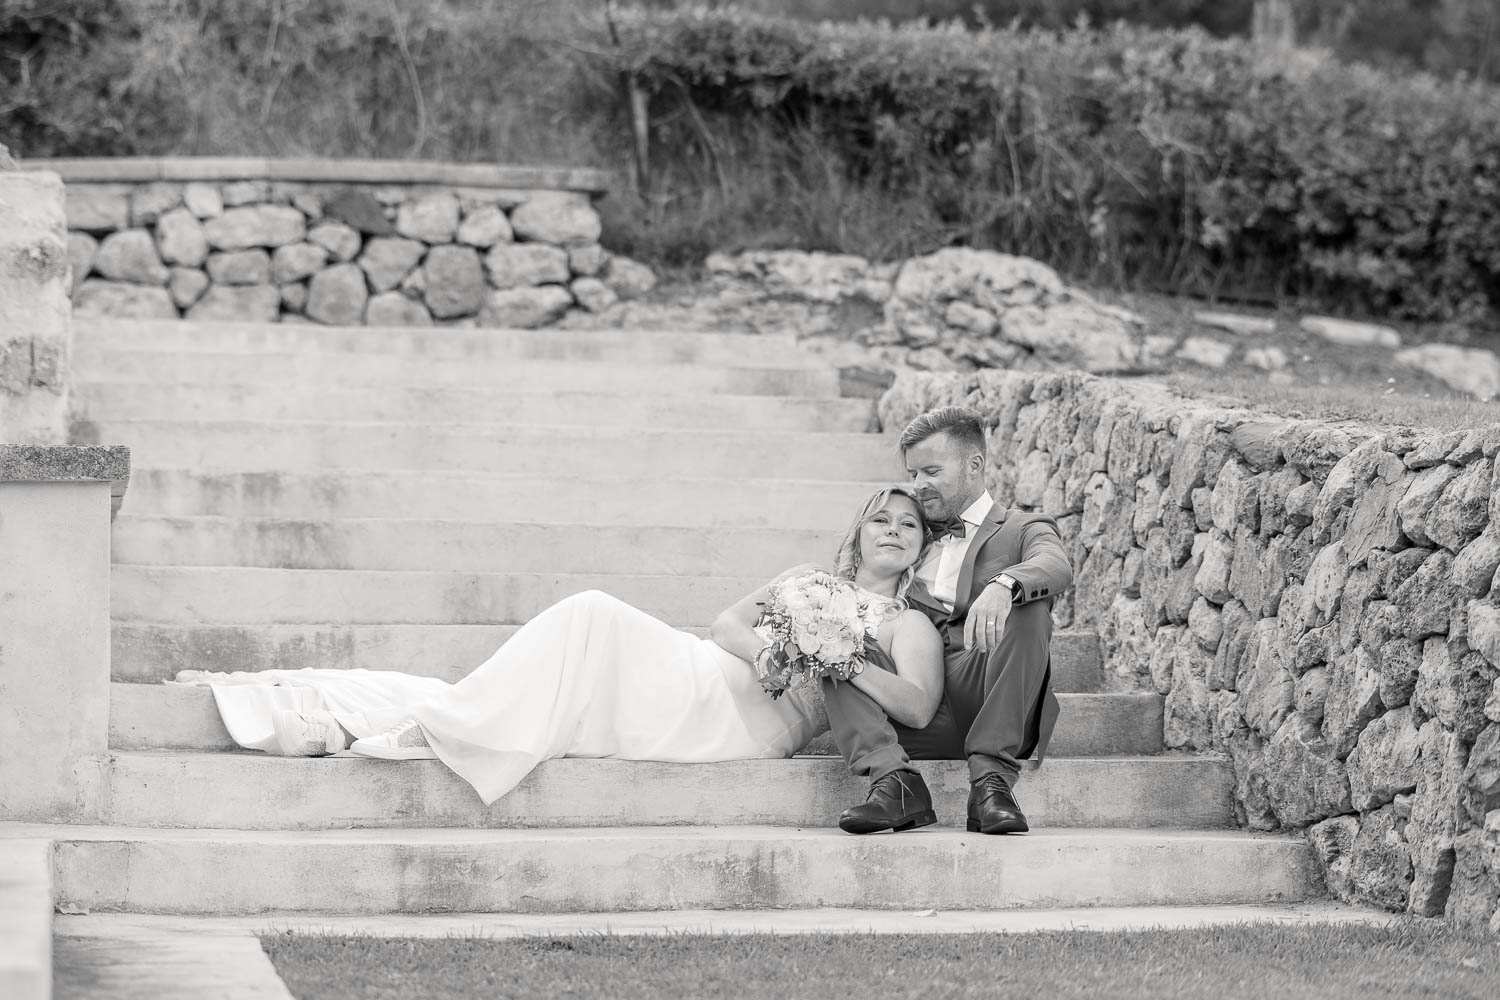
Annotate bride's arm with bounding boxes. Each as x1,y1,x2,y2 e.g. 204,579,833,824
709,563,822,665
845,610,943,729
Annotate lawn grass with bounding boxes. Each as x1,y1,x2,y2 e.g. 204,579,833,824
261,920,1500,1000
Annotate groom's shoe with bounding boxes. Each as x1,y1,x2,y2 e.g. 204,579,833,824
967,772,1029,834
838,770,937,835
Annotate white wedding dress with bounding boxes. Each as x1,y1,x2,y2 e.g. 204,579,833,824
176,590,827,803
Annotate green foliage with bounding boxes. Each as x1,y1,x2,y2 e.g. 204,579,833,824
608,6,1500,326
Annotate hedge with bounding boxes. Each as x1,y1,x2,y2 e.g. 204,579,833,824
610,6,1500,328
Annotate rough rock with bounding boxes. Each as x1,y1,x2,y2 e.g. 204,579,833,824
1446,828,1500,928
305,263,369,326
568,244,607,277
1300,315,1401,350
602,255,658,300
66,232,98,293
1390,550,1457,640
1346,706,1422,811
509,191,602,246
1164,639,1213,750
421,245,485,319
206,249,271,286
708,250,874,303
1194,310,1276,336
72,279,177,319
364,292,433,327
1377,639,1422,709
1396,343,1500,401
1469,601,1500,669
270,242,329,285
203,205,307,251
279,282,308,314
184,283,280,323
93,229,169,284
1406,720,1467,915
1308,814,1360,900
1238,621,1296,738
182,182,223,219
1428,459,1491,552
358,236,426,293
394,192,460,244
1177,336,1233,368
167,267,209,309
307,222,362,263
1322,647,1384,758
1244,345,1289,371
457,204,513,248
1350,804,1414,910
571,277,619,314
1295,666,1331,725
1413,639,1496,741
323,188,394,236
485,243,570,289
154,208,209,268
65,184,130,231
480,285,574,328
1461,724,1500,828
1262,712,1353,826
129,182,181,226
220,181,268,206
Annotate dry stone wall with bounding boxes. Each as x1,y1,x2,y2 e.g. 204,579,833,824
880,369,1500,929
54,165,656,328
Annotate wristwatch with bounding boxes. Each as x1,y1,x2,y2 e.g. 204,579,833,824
992,573,1022,602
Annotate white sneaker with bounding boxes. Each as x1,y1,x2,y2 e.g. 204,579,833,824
348,718,437,760
272,709,349,757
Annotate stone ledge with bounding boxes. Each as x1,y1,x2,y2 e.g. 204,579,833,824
0,444,130,496
27,157,614,194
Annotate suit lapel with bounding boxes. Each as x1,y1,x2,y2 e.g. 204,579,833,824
905,577,945,622
953,505,1007,621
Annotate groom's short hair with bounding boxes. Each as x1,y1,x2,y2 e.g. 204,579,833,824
899,406,986,457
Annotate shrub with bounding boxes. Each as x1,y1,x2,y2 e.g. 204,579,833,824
608,6,1500,327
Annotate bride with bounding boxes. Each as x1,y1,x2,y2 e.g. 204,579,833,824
178,485,943,805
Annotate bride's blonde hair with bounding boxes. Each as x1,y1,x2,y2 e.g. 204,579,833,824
832,484,933,601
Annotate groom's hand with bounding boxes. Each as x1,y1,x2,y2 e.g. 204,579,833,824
964,582,1014,653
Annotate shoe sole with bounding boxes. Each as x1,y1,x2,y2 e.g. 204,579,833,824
966,817,1029,834
839,809,937,835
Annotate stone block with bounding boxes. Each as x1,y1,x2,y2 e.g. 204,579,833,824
306,263,369,326
280,282,309,314
129,181,182,226
1322,647,1383,758
1413,639,1496,741
485,242,569,289
182,181,224,219
66,231,98,292
422,244,485,319
1346,706,1422,811
185,283,280,323
167,267,209,309
94,229,169,284
457,204,513,248
365,291,433,327
509,191,602,246
1301,315,1402,349
602,255,657,300
571,277,618,314
1350,804,1413,911
480,285,573,328
154,207,209,267
396,192,460,243
272,242,330,285
358,236,425,293
221,180,269,206
65,183,130,230
204,205,307,251
1406,720,1467,915
206,249,272,286
1308,814,1360,901
308,221,362,262
568,243,607,277
73,279,177,319
1428,459,1491,553
1263,713,1353,827
1295,666,1331,725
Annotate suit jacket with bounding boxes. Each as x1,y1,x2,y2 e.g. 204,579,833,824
907,505,1072,638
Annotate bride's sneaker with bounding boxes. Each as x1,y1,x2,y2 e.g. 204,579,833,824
349,718,437,760
272,709,349,757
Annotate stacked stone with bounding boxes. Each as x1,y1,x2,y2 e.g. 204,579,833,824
879,368,1500,930
65,182,656,328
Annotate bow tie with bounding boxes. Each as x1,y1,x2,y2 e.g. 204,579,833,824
931,516,967,541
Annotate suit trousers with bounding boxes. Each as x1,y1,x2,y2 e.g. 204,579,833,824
823,599,1055,786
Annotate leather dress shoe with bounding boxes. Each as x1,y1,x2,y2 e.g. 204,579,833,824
839,770,937,835
967,772,1029,834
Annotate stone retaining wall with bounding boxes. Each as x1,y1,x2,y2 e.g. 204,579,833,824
35,158,656,328
880,369,1500,929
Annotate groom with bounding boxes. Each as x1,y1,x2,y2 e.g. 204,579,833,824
824,406,1072,835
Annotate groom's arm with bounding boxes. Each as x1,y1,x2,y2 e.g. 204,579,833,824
998,520,1072,605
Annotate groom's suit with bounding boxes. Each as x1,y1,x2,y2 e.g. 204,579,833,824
823,495,1073,785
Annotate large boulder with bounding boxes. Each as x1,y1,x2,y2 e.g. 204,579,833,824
1396,343,1500,401
185,283,280,323
421,245,485,319
94,229,169,284
480,285,573,328
509,192,602,246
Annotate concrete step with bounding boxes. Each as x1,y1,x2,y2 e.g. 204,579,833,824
101,750,1217,830
72,351,841,396
0,839,51,1000
109,683,1152,755
108,625,1104,687
74,384,876,431
112,568,763,625
116,469,890,526
111,516,844,575
50,825,1319,914
73,317,820,367
84,421,896,480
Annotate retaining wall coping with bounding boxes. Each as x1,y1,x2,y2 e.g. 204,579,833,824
26,157,615,194
0,445,130,497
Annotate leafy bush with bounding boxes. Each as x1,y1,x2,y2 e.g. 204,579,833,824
608,6,1500,327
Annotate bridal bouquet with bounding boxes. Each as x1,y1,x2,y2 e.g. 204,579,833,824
753,569,868,698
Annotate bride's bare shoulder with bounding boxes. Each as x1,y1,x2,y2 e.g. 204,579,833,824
895,607,942,641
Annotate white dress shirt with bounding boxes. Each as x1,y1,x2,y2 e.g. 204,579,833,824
915,491,995,612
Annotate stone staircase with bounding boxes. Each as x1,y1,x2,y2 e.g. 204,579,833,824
59,315,1321,916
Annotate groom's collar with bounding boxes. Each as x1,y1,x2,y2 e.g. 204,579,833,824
958,491,996,529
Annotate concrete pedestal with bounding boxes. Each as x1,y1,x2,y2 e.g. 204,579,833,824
0,170,71,444
0,445,128,822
